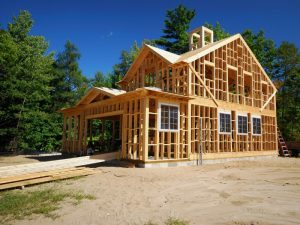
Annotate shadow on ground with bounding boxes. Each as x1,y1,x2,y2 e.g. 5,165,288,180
81,160,136,168
25,155,71,162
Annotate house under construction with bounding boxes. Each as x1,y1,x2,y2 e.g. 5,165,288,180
60,26,277,167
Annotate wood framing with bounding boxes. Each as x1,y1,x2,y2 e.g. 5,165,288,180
60,25,278,164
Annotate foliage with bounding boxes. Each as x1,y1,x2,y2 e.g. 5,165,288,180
110,41,140,87
0,188,95,223
90,71,111,88
274,42,300,140
19,111,62,152
0,10,57,152
155,4,196,54
241,29,277,77
141,217,189,225
1,6,300,153
165,217,189,225
52,40,89,109
204,22,231,41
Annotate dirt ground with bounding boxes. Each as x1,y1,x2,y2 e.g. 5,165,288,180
0,154,67,167
7,157,300,225
0,155,40,167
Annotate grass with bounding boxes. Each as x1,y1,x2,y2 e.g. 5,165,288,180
141,217,189,225
165,217,189,225
0,187,96,224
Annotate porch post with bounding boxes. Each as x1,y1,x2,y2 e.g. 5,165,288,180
142,97,149,162
83,119,88,155
62,115,67,152
187,102,191,159
78,113,84,154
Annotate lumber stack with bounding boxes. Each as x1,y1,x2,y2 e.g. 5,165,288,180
0,167,99,191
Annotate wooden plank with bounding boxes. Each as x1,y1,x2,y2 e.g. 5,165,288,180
133,99,138,159
0,167,92,184
154,100,159,160
204,60,215,67
62,116,67,151
86,110,124,120
187,103,191,158
167,132,171,159
78,113,84,153
0,170,97,191
189,64,219,107
121,112,127,159
68,116,72,153
142,97,149,161
260,91,276,112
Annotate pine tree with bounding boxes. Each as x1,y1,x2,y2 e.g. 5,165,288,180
242,30,277,77
274,42,300,140
155,4,195,54
51,41,88,109
111,41,140,88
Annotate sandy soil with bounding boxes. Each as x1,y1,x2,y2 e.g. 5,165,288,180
10,157,300,225
0,155,39,167
0,154,67,167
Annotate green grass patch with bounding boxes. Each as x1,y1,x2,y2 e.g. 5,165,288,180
165,217,189,225
0,188,95,224
141,217,189,225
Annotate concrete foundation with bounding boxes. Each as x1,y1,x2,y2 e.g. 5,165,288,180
139,155,277,168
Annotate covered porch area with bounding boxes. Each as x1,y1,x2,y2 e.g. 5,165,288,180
60,87,191,163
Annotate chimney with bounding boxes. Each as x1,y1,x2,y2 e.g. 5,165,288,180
189,26,214,51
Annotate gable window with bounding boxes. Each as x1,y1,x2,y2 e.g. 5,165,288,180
219,111,231,134
237,114,248,135
252,116,261,135
158,103,179,131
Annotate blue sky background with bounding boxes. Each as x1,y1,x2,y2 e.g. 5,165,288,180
1,0,299,78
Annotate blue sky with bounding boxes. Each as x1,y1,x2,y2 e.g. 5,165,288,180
1,0,299,78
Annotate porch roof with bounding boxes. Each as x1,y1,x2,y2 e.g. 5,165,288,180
59,87,193,114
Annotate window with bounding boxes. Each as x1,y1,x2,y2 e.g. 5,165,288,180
219,112,231,133
159,103,179,131
252,117,261,135
237,114,248,134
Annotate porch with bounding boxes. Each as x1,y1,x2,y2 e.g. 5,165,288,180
60,87,191,163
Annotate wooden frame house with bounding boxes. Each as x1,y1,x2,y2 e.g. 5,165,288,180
60,26,278,167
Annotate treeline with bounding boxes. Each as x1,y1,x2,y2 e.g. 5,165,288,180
0,5,299,153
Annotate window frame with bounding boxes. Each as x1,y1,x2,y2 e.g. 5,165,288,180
252,115,262,136
218,110,232,134
157,102,180,132
236,112,248,135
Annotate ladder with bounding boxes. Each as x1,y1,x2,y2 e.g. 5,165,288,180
277,127,290,157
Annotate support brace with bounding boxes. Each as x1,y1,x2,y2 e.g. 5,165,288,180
188,64,219,107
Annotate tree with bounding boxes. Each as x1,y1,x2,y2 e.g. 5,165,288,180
51,41,88,109
155,4,195,54
242,30,277,77
111,41,140,87
274,42,300,140
90,71,111,88
0,10,60,152
204,22,230,41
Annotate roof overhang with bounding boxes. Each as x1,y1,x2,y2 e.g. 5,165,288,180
117,44,180,85
71,87,126,107
59,87,193,114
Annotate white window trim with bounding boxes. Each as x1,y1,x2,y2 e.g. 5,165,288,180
157,102,180,132
236,112,248,135
251,115,262,136
218,110,231,134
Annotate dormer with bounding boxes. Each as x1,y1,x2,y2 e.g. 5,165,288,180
189,26,214,50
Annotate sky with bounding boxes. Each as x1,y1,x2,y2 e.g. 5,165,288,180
1,0,300,78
